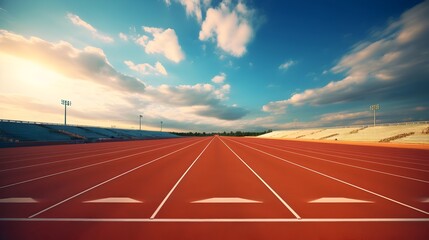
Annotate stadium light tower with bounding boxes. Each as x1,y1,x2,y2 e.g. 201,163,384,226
61,99,71,125
370,104,380,127
139,114,143,131
160,121,163,132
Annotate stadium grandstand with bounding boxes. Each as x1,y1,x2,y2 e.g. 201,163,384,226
258,122,429,144
0,119,178,147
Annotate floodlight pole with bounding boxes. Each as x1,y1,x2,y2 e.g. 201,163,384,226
139,115,143,131
370,104,380,127
61,99,71,125
160,121,163,132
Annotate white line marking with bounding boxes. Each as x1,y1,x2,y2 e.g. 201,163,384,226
192,197,262,203
0,141,178,172
219,137,301,220
83,197,142,203
309,197,373,203
150,137,214,219
266,141,429,167
422,198,429,203
228,138,429,215
248,141,429,184
0,139,198,189
0,197,37,203
0,144,130,165
28,139,207,219
1,218,429,223
262,142,429,173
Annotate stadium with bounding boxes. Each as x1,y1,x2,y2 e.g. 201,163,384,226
1,0,429,239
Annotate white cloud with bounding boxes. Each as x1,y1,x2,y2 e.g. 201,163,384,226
119,32,128,41
0,30,144,93
136,27,185,63
166,0,213,23
263,1,429,113
279,60,295,71
199,0,254,57
67,13,114,43
319,111,372,122
211,72,226,83
0,31,252,132
179,0,203,22
124,60,168,76
144,83,247,120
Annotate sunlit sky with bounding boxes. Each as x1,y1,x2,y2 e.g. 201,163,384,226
0,0,428,132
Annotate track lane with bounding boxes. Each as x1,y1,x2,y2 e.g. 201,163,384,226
0,138,186,168
253,138,429,164
233,138,429,213
241,139,429,183
0,141,133,161
1,137,428,240
264,140,429,169
153,136,298,219
0,138,205,218
0,138,196,187
27,138,212,219
224,137,429,218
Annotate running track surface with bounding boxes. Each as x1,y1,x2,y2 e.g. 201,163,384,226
0,136,428,239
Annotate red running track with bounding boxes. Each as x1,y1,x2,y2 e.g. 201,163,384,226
0,136,428,239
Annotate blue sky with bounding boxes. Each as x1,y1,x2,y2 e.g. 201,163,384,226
0,0,428,132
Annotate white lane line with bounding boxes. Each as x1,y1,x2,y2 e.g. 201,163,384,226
0,197,37,203
228,138,429,216
247,141,429,184
219,137,301,220
280,144,429,167
192,197,262,203
265,143,429,173
150,137,214,219
0,144,129,164
84,197,142,203
422,198,429,203
28,138,208,219
0,139,198,189
0,140,193,172
1,218,429,222
309,197,373,203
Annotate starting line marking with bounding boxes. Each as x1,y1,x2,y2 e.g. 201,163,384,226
192,197,262,203
84,197,142,203
309,197,373,203
0,198,37,203
1,218,428,223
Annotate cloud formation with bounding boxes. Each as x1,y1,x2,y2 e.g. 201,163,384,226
0,30,145,93
124,60,168,76
179,0,203,22
165,0,212,23
118,32,128,41
279,60,295,71
211,72,226,83
263,1,429,113
67,13,114,43
136,27,185,63
199,0,254,57
144,83,248,120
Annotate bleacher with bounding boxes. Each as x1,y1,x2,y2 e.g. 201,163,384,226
0,121,73,142
0,120,179,146
258,122,429,144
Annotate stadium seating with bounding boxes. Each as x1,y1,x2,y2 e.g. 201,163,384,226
258,123,429,143
0,120,178,145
